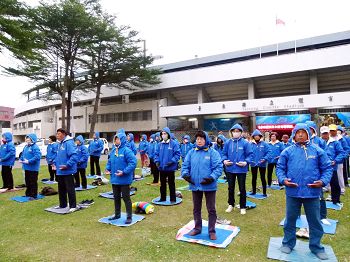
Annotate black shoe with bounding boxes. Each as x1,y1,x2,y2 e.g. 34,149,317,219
125,217,132,224
170,199,176,203
108,215,121,220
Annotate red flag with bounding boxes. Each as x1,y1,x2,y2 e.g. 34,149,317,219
276,18,286,26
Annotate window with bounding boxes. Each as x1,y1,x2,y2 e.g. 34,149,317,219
142,111,152,121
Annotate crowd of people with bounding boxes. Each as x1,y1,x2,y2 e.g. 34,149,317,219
0,121,349,259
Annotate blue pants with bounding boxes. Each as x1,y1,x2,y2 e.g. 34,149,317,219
192,191,217,233
283,196,325,254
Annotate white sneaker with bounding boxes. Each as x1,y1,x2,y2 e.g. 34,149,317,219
68,207,77,213
225,205,234,213
321,219,331,225
240,208,246,215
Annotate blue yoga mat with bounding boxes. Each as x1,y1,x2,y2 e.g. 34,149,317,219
184,226,233,245
267,237,337,261
247,192,269,200
75,185,97,191
152,196,182,206
99,191,135,199
217,179,227,184
99,213,145,227
279,215,338,234
326,201,342,210
270,185,284,190
176,185,190,191
42,180,57,185
235,200,257,209
86,175,98,179
175,176,184,180
11,194,44,203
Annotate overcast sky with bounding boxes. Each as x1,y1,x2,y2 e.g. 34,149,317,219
1,0,350,109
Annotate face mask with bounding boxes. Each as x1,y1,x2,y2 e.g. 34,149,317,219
162,134,168,141
337,130,342,135
183,139,188,143
232,132,241,139
150,138,153,142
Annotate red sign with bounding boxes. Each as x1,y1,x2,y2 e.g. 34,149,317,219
257,124,295,130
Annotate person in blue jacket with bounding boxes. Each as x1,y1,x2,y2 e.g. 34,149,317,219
281,134,292,148
105,131,137,224
250,129,271,196
126,133,137,155
214,134,228,179
147,134,159,185
19,133,42,199
267,132,284,187
54,128,79,212
276,123,332,260
88,132,103,177
305,121,326,150
74,135,89,189
154,127,181,202
138,134,149,168
0,132,16,190
46,135,58,182
222,124,253,215
181,130,223,240
180,135,193,162
337,125,350,188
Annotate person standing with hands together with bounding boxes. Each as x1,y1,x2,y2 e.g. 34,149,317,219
276,123,332,260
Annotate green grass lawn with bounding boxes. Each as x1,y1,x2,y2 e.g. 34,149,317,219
0,161,349,261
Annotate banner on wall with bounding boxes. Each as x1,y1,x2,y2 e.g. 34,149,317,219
204,118,249,131
256,114,311,125
336,113,350,127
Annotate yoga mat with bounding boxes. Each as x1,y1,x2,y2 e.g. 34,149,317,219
279,215,338,235
152,196,182,206
217,179,227,184
42,180,58,185
326,201,343,211
0,188,23,194
75,185,97,191
11,194,44,203
98,213,144,227
99,191,135,199
176,185,190,191
45,205,85,214
247,192,270,200
176,220,240,248
235,200,257,209
270,185,284,190
267,237,337,261
175,176,184,180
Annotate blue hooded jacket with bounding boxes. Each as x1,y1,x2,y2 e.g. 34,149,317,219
106,132,137,185
214,134,226,158
181,131,223,191
154,127,181,171
222,124,253,173
335,126,350,156
276,123,332,198
147,134,157,160
88,132,104,157
138,134,149,155
20,133,41,172
126,133,137,155
250,130,271,168
323,137,346,171
54,135,78,175
180,135,194,160
268,139,284,164
75,135,89,169
306,121,326,150
0,132,16,166
46,142,58,165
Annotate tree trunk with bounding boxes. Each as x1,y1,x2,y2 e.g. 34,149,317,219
61,76,67,130
66,89,72,134
89,84,101,138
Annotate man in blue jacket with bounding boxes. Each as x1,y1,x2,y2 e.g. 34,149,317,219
281,134,292,148
222,124,253,215
54,128,79,212
250,129,271,196
105,132,137,224
147,134,159,185
126,133,137,155
276,123,332,260
46,135,58,182
88,132,103,177
138,134,149,168
0,132,16,190
74,135,89,189
180,135,194,162
154,127,181,202
305,121,326,150
19,133,42,199
337,125,350,188
181,130,223,240
267,132,284,187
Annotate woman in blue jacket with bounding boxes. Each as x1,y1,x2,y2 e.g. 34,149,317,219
147,134,159,185
105,132,137,224
250,129,270,196
267,132,284,187
19,133,42,199
46,135,58,182
88,132,103,177
74,135,89,189
182,130,222,240
138,134,149,168
126,133,138,155
180,135,193,162
222,124,253,215
0,132,16,190
154,127,181,202
276,123,332,260
214,134,228,179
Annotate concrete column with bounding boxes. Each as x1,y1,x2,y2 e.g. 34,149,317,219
248,80,255,100
310,71,318,94
250,113,256,131
198,87,204,104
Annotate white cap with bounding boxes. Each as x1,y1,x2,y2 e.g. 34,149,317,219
320,126,330,134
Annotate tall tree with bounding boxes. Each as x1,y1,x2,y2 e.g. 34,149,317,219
77,14,161,137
